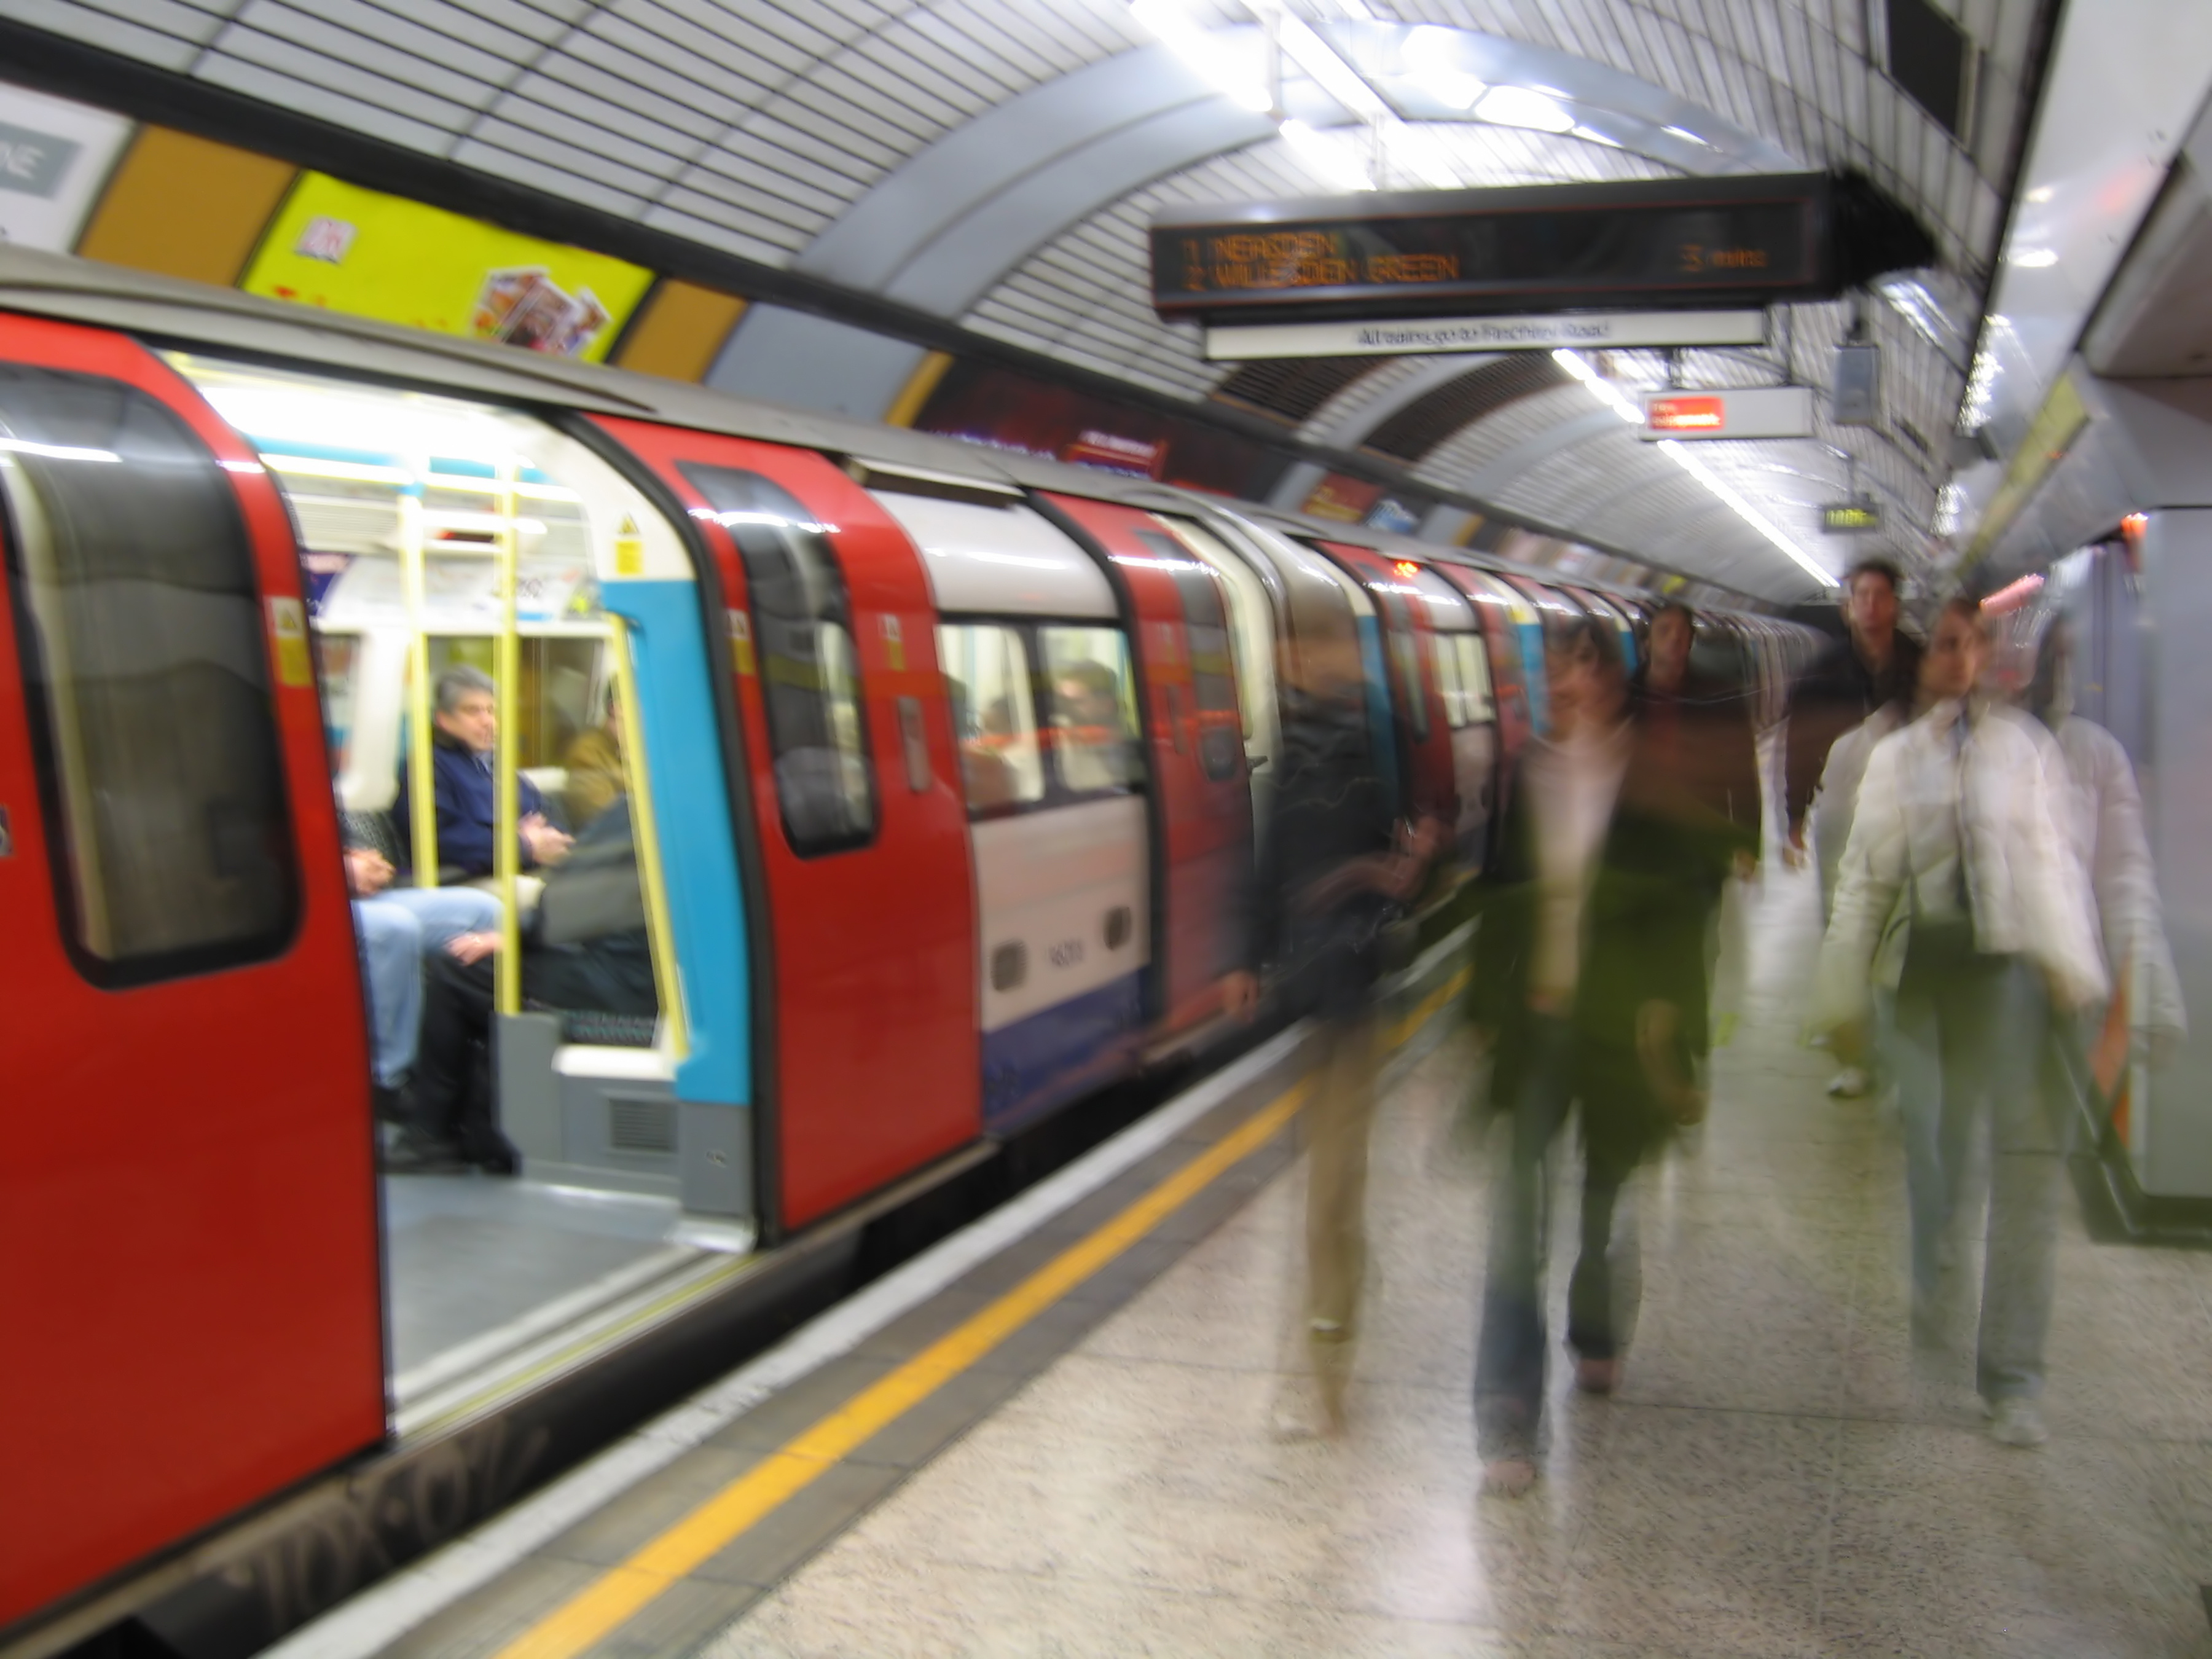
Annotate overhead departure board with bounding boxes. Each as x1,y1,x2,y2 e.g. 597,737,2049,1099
1152,173,1832,323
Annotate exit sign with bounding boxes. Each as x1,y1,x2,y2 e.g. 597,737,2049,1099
1637,385,1814,441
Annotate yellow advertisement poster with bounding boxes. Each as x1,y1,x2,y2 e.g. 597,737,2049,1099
241,174,653,363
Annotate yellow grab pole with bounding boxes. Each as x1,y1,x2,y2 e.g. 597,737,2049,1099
399,487,437,888
493,463,522,1015
605,613,688,1061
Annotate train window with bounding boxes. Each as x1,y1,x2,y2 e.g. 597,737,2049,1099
680,464,875,857
1456,633,1494,723
1039,626,1141,796
937,622,1044,815
1429,633,1467,728
319,631,361,777
0,364,298,981
1389,622,1429,742
1166,565,1241,782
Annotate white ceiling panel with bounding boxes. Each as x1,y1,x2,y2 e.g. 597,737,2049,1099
2,0,2043,594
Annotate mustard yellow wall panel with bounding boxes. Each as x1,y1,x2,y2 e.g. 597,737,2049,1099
75,127,297,287
241,173,653,363
611,280,746,382
885,350,954,428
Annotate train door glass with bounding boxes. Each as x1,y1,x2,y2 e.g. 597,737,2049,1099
678,465,876,854
168,356,742,1421
1167,562,1242,783
0,320,381,1625
1149,516,1279,775
0,367,300,975
1039,624,1141,796
939,621,1045,813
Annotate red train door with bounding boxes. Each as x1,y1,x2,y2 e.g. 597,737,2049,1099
1317,543,1458,828
591,420,977,1233
0,316,382,1622
1038,495,1255,1040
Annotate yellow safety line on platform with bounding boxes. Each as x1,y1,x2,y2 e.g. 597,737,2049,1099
494,967,1467,1659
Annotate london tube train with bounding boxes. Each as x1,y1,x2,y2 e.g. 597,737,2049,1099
0,247,1813,1649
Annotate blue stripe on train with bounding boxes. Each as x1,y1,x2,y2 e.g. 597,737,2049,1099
981,975,1145,1133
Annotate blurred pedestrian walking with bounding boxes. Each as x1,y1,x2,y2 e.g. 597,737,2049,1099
1224,629,1440,1440
1470,617,1732,1496
1784,559,1922,1098
1812,597,2104,1448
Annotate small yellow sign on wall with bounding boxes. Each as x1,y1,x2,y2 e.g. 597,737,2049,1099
241,174,653,363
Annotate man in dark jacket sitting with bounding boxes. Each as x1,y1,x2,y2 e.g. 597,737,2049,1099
394,664,573,879
387,795,657,1174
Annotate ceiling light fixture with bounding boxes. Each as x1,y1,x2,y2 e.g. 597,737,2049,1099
1387,121,1462,189
1477,85,1575,133
2008,246,2058,268
1279,118,1376,190
1408,61,1486,110
1661,124,1711,146
1570,124,1623,149
1130,0,1274,111
1276,14,1389,120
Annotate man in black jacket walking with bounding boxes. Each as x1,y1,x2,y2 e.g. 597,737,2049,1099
1782,557,1921,863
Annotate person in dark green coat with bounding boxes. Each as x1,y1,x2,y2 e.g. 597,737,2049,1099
1469,615,1749,1497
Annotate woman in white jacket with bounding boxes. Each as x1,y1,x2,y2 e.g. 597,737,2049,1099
1812,598,2105,1448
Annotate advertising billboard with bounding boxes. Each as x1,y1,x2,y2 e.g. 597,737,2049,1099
912,361,1285,498
242,174,653,362
0,84,130,253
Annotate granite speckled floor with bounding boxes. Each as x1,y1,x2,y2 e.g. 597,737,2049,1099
699,863,2212,1658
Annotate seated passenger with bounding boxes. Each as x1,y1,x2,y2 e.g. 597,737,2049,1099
947,679,1018,811
346,831,500,1118
1051,661,1137,793
386,796,657,1174
394,664,574,879
563,686,626,831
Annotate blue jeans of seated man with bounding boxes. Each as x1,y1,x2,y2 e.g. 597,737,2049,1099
1886,920,2061,1402
354,887,501,1088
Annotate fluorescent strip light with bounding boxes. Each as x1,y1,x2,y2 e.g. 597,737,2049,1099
1476,85,1574,133
1551,350,1644,425
1657,440,1837,588
1555,351,1832,589
1130,0,1273,111
1409,62,1485,110
0,436,120,463
1662,124,1710,146
1276,14,1389,120
1279,118,1375,190
264,454,413,486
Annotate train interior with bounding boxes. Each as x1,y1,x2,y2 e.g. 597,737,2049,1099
163,355,740,1430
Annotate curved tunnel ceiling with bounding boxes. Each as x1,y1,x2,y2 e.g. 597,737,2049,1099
8,0,2036,598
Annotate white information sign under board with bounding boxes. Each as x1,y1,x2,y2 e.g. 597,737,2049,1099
0,84,130,253
1202,310,1767,361
1637,385,1815,441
